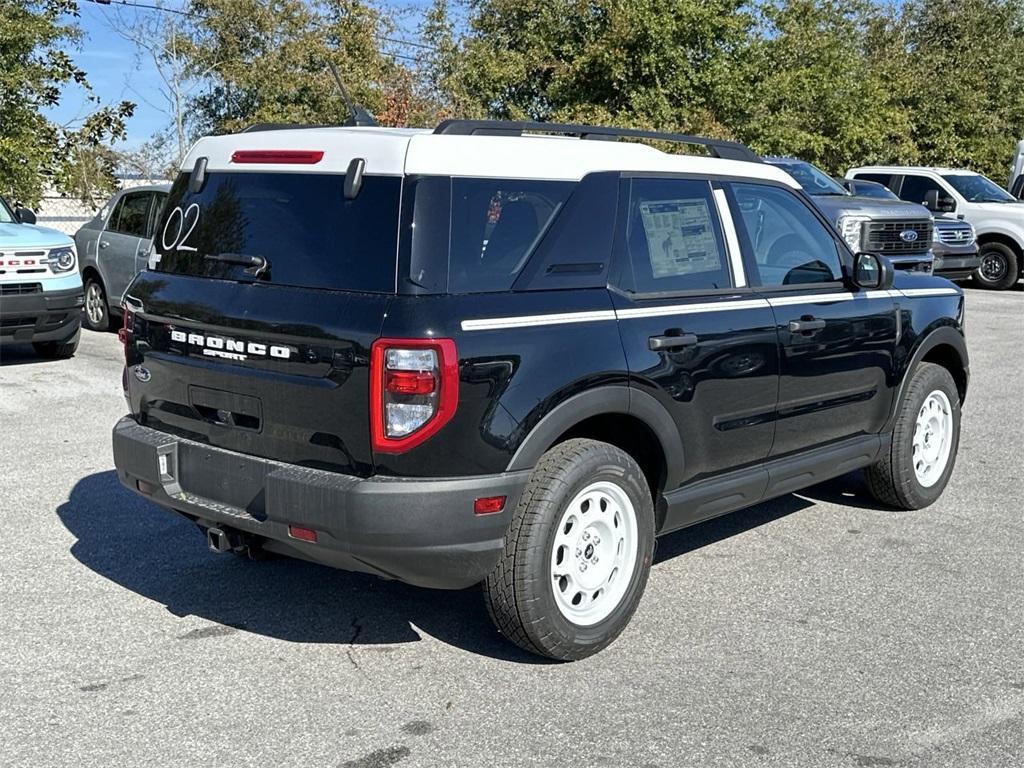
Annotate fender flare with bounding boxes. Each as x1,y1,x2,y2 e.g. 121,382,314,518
505,385,686,490
885,325,969,432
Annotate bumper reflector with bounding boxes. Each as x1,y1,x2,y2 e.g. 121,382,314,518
473,496,506,515
288,525,318,543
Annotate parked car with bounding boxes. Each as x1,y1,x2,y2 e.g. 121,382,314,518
1010,140,1024,199
765,158,934,274
836,178,978,280
113,120,967,660
0,196,83,358
74,185,170,330
847,166,1024,290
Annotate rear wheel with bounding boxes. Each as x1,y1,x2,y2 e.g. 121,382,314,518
974,242,1019,290
484,438,655,660
866,363,960,510
83,276,111,331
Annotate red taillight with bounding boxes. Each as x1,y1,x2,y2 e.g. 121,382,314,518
370,338,458,454
385,370,437,395
473,496,506,515
230,150,324,165
288,525,318,543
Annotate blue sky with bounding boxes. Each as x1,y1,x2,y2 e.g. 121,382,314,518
46,1,432,150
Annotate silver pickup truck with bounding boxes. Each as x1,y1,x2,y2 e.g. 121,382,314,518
767,158,935,274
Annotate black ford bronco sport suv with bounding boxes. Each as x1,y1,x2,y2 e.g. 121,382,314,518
113,121,968,660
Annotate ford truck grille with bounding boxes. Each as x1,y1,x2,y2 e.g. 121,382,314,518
863,221,932,253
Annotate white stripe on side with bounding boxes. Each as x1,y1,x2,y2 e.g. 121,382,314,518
460,287,959,331
460,309,616,332
897,287,960,298
712,188,747,288
615,298,769,320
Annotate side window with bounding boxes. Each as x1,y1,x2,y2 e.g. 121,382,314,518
730,183,843,287
897,175,946,206
853,172,895,188
147,193,167,239
449,178,574,293
1012,174,1024,200
624,178,731,293
109,192,152,238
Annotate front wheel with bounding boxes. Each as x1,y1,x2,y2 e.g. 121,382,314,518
866,363,961,510
484,439,655,660
974,243,1019,290
33,331,80,360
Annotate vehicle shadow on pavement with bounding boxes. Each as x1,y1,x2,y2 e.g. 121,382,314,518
58,470,838,661
653,493,814,564
56,471,553,663
0,344,65,367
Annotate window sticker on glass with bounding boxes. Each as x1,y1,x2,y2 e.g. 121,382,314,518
638,199,720,277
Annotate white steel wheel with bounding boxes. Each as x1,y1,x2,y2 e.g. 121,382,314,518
549,480,639,626
912,389,954,488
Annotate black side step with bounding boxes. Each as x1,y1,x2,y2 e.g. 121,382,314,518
659,434,886,535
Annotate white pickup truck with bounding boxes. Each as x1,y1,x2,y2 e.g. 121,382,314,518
847,165,1024,290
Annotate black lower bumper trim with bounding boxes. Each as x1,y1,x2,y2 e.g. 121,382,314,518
0,287,83,342
112,417,529,589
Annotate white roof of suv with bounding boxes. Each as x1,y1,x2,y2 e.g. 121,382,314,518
182,125,799,187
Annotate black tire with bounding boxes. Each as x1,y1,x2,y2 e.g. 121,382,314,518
484,438,655,661
974,242,1020,290
866,363,961,510
33,331,80,360
82,275,111,331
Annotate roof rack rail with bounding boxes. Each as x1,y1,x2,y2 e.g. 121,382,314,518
432,119,761,163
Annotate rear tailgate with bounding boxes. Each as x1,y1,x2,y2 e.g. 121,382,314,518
124,271,386,477
120,156,404,478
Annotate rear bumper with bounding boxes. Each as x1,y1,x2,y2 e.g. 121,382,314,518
112,417,529,589
0,286,83,343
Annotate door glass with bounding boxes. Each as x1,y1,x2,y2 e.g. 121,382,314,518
730,183,842,287
147,193,167,238
110,193,152,238
897,175,946,206
623,178,731,293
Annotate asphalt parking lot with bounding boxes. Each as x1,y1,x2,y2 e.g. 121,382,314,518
0,286,1021,768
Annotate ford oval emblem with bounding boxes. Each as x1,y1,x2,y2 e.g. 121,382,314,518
899,229,919,243
133,365,151,383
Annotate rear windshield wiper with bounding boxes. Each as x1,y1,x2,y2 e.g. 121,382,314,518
204,252,269,275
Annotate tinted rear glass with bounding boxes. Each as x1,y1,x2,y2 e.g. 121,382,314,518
448,178,575,293
154,172,400,292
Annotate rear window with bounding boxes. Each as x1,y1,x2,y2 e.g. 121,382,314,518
153,172,401,293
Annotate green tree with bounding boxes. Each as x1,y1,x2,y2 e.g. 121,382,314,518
733,0,916,174
901,0,1024,178
429,0,755,138
0,0,134,206
179,0,432,134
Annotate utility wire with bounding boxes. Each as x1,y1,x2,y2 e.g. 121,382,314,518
82,0,438,55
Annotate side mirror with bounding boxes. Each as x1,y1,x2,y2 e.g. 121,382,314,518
922,190,955,213
15,206,36,225
853,252,894,290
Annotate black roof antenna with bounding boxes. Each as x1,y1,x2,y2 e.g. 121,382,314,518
328,61,378,127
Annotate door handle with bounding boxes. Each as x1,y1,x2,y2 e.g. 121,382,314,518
649,332,699,351
788,317,826,334
99,240,110,249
